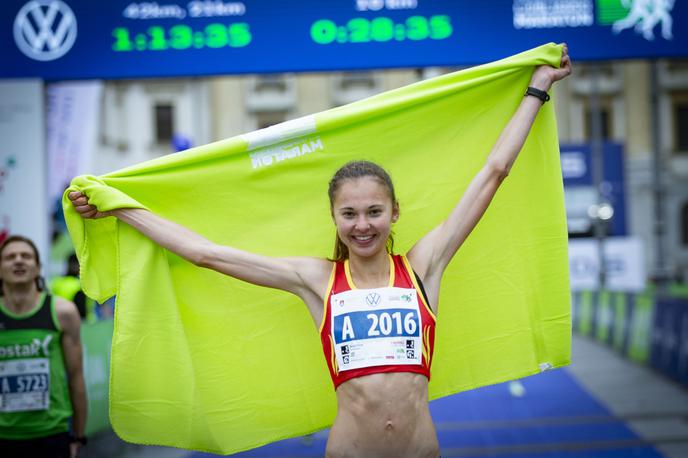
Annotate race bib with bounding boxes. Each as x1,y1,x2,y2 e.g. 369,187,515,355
331,287,422,371
0,358,51,412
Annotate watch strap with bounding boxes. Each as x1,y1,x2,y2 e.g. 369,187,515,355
525,86,550,103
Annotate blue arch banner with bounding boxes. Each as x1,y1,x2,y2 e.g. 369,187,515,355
3,0,687,80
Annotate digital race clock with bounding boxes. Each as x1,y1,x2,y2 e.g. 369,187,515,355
112,23,251,52
310,15,453,45
13,0,682,81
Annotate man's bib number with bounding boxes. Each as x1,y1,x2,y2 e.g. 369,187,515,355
331,287,422,372
0,358,51,412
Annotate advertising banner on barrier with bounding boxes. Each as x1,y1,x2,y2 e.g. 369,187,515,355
82,319,114,435
2,0,687,79
569,236,646,292
650,298,688,387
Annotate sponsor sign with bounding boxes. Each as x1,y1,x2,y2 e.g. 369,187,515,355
569,236,646,292
2,0,686,79
561,143,627,237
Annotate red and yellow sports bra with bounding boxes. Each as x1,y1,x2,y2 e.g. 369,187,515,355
319,254,437,389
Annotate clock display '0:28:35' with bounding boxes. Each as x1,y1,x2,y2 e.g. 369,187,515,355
310,15,453,44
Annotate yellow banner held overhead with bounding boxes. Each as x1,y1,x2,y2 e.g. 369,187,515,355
64,43,571,455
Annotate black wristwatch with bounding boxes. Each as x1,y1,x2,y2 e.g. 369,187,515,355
70,435,88,445
524,86,550,103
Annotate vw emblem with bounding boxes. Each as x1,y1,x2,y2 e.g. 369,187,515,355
365,292,381,307
14,0,77,62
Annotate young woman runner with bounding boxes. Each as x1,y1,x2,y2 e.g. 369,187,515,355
69,46,571,458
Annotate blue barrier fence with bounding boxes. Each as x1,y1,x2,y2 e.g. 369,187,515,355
572,287,688,387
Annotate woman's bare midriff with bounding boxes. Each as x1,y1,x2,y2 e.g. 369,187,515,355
325,372,439,458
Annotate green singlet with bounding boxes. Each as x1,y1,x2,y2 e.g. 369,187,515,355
0,293,73,439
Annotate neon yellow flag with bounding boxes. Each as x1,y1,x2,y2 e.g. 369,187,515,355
64,43,571,454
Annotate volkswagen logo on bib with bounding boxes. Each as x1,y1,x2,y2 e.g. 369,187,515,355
365,292,381,307
14,0,78,61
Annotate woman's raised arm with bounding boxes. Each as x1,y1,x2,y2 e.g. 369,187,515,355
407,45,572,299
68,191,330,305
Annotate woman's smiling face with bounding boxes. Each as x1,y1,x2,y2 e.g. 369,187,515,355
331,176,399,259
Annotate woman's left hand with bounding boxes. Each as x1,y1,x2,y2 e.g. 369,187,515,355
530,43,573,92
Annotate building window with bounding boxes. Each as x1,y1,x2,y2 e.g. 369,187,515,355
673,91,688,153
577,63,616,78
667,60,688,72
584,96,612,141
154,103,174,143
255,75,288,92
256,111,286,130
340,71,376,90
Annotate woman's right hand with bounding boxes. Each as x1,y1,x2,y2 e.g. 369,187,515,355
529,43,572,92
68,191,112,219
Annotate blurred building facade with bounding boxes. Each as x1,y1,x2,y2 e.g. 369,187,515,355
93,59,688,281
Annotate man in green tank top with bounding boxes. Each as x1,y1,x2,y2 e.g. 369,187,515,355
0,236,87,457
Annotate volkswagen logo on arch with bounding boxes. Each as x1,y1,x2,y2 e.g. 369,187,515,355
14,0,78,61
